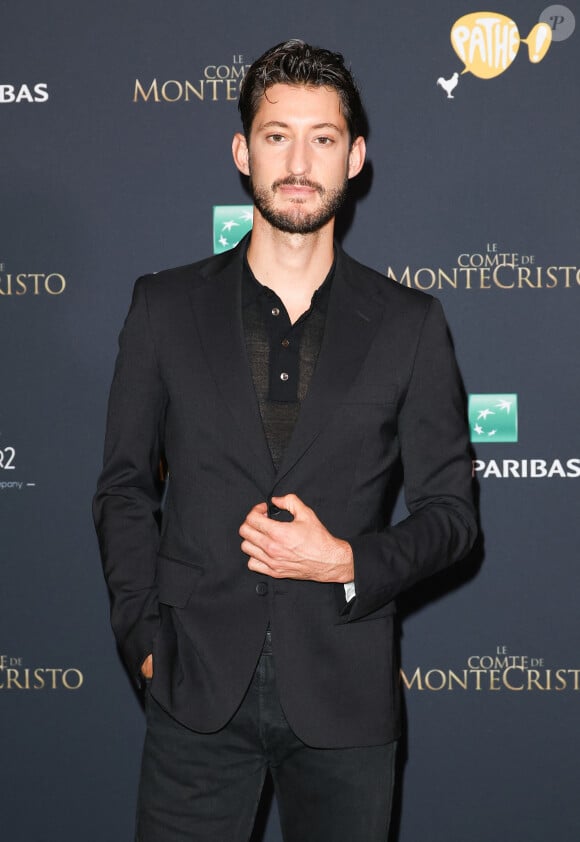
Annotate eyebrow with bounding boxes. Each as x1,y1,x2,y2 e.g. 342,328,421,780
259,120,345,133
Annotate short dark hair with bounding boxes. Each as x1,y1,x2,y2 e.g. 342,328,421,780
238,39,365,143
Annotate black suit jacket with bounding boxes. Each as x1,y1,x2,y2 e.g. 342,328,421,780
93,238,477,747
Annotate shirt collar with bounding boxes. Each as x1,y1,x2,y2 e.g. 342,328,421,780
242,244,335,315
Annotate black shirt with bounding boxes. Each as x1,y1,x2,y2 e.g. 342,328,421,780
241,253,334,471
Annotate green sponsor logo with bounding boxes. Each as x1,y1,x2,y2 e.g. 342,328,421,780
213,205,253,254
468,394,518,443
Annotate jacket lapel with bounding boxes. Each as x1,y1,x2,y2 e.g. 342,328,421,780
274,246,384,486
188,241,276,487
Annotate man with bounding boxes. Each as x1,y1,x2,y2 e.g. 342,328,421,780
94,39,477,842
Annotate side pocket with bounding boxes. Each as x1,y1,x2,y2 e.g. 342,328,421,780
156,555,204,608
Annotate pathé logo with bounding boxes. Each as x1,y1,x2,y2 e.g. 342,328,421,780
437,5,575,99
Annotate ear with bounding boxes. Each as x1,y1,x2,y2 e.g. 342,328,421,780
347,136,366,179
232,132,250,176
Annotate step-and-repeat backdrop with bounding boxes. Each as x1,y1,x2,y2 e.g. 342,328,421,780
1,2,578,840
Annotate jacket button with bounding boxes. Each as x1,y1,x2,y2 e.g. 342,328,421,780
255,582,268,596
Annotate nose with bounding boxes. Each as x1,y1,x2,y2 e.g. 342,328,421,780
286,139,311,176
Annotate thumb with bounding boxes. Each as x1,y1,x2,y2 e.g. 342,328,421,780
271,493,306,518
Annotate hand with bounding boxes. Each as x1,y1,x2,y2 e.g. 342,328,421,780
239,494,354,583
141,653,153,679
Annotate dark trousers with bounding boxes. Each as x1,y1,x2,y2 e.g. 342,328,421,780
136,630,397,842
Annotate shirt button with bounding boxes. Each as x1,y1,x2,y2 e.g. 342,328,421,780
256,582,268,596
280,372,289,381
271,307,280,316
281,339,290,348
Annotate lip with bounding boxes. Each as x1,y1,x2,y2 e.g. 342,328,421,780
277,185,318,197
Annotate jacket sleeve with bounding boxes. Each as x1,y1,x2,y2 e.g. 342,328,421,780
344,297,477,621
93,276,167,681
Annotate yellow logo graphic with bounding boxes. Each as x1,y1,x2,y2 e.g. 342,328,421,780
436,6,577,98
451,12,552,78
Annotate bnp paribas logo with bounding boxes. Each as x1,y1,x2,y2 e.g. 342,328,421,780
468,394,518,443
213,205,253,254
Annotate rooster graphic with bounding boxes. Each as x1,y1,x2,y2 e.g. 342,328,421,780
437,72,459,99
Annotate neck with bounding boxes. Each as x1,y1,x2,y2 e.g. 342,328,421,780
246,212,335,323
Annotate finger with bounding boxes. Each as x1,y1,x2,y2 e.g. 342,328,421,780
241,539,278,566
239,503,269,531
247,557,273,575
239,518,274,545
141,654,153,678
247,557,296,579
271,493,308,519
249,501,268,516
244,509,282,535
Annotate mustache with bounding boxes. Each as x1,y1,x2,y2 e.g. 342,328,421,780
272,176,324,194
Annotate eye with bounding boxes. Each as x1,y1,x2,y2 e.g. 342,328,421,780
314,136,334,145
267,133,286,143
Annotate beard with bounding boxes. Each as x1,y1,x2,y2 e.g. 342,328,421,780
250,174,348,235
